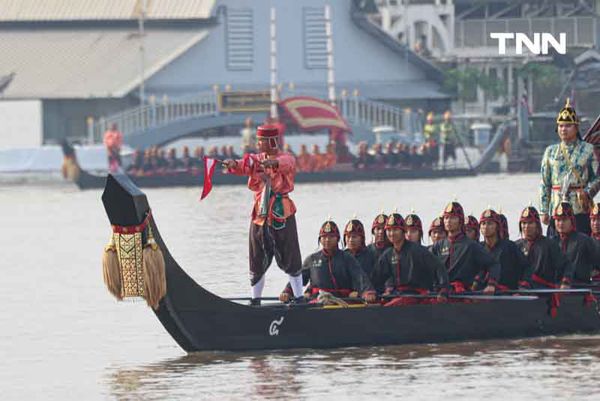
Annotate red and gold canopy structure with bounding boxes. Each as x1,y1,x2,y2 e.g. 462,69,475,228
584,118,600,145
279,96,351,133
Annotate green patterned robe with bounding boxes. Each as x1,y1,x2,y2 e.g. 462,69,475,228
539,139,599,215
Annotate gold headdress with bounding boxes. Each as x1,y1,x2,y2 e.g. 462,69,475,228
556,98,579,125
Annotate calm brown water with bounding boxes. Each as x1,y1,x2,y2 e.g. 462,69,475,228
1,173,599,400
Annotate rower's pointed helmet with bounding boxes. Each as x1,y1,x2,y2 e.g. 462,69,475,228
465,215,479,231
405,214,423,234
480,208,502,235
384,213,406,231
319,220,340,240
553,201,575,219
519,206,541,233
443,201,465,230
464,215,480,240
371,213,388,234
343,219,365,247
480,208,500,224
556,97,579,125
428,216,445,236
553,201,577,230
519,206,540,223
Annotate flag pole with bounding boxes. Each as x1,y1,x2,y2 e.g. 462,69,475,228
270,7,279,120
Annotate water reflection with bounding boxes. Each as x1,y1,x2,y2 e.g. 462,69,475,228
107,336,600,400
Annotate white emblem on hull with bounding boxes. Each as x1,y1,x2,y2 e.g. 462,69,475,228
269,316,285,336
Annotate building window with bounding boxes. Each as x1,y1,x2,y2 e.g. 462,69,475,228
303,7,328,69
226,8,254,71
488,67,498,100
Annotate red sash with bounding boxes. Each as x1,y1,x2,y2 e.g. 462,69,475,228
532,274,560,318
383,286,436,307
450,281,466,293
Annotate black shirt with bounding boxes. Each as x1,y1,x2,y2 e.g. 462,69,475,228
515,236,574,285
431,233,500,286
377,241,449,292
482,238,533,289
556,232,598,283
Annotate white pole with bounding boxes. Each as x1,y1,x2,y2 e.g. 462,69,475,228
325,4,336,106
138,0,147,108
270,7,278,119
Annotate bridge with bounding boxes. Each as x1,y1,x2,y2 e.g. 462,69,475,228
89,91,423,149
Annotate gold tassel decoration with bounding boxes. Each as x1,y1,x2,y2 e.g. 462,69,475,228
102,236,123,300
142,226,167,310
61,156,81,182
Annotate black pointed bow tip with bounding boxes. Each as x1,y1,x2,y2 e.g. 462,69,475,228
101,174,149,226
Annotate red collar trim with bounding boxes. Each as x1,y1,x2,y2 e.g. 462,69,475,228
111,211,152,234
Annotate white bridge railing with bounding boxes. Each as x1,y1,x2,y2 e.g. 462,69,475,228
89,91,417,143
90,92,219,142
337,95,417,134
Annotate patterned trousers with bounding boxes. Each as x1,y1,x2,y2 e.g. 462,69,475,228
248,215,302,286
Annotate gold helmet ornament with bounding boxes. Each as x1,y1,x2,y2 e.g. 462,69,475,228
319,220,340,239
343,219,366,247
556,98,579,125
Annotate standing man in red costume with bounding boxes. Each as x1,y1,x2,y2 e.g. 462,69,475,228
224,124,304,305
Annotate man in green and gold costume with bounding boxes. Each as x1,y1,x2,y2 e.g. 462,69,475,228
539,99,600,237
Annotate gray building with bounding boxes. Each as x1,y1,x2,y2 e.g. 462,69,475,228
0,0,449,148
374,0,600,116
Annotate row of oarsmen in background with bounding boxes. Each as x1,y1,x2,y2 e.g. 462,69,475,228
280,201,600,304
126,142,441,176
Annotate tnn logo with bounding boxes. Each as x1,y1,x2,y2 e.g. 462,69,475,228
489,33,566,55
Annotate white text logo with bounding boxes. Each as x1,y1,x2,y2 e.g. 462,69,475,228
489,33,566,55
269,316,285,336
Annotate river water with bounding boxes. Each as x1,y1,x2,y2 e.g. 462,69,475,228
1,173,599,400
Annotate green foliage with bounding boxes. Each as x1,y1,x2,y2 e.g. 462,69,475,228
443,67,506,102
517,62,560,87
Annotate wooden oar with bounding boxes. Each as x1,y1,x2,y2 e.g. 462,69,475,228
572,283,600,289
229,293,539,306
451,294,538,301
501,289,592,295
228,297,372,309
227,297,280,302
381,293,538,301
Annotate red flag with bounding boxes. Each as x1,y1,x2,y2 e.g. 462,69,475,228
200,157,217,200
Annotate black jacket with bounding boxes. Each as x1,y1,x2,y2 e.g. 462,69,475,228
481,239,533,289
367,242,392,292
377,241,449,292
515,236,574,285
431,233,500,286
344,247,377,280
284,248,374,297
556,232,599,283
